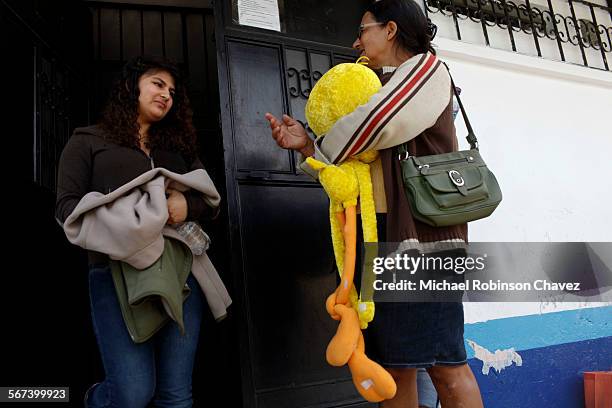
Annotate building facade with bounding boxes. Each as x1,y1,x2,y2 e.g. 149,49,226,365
2,0,610,406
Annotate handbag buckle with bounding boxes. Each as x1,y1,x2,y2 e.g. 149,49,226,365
448,170,465,187
398,151,410,161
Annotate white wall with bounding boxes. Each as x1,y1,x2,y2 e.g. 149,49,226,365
433,38,612,242
430,38,612,323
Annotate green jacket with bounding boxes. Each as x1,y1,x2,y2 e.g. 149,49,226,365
110,238,193,343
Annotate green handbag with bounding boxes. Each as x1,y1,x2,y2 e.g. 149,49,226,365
398,67,502,227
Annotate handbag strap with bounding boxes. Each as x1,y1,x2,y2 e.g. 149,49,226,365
443,62,478,150
398,62,478,158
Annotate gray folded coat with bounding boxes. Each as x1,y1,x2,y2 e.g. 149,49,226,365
61,167,232,327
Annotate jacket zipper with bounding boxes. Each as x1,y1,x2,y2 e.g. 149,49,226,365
136,147,155,169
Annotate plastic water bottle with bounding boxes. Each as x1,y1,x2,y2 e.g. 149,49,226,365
175,221,210,256
452,95,460,121
452,86,462,121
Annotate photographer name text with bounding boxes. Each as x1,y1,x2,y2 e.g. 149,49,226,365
373,279,582,292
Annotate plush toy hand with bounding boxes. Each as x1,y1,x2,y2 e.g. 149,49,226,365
356,301,375,329
348,333,397,402
354,150,379,164
306,157,358,208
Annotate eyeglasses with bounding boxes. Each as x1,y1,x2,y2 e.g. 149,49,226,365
358,22,385,39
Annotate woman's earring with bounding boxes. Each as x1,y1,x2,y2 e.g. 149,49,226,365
427,18,438,40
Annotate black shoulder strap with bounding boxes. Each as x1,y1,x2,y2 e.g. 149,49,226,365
442,61,478,150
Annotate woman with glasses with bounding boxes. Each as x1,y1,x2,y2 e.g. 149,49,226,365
265,0,484,407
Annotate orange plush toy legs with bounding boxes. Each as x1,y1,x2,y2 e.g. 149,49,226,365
349,333,397,402
307,157,397,402
326,300,397,402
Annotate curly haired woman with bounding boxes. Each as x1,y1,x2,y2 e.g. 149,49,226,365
56,55,218,407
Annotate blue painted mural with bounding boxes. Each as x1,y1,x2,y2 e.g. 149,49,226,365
464,306,612,407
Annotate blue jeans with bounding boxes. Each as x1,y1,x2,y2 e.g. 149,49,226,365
417,368,438,408
86,264,204,408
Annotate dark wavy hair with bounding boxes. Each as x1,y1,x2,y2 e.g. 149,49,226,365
100,55,197,161
366,0,437,55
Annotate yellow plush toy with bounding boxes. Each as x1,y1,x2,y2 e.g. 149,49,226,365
305,58,397,402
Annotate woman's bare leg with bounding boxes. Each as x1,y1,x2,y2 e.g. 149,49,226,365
427,364,483,408
379,368,418,408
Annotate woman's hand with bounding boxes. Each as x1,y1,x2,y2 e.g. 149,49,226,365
265,113,315,157
166,188,188,224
